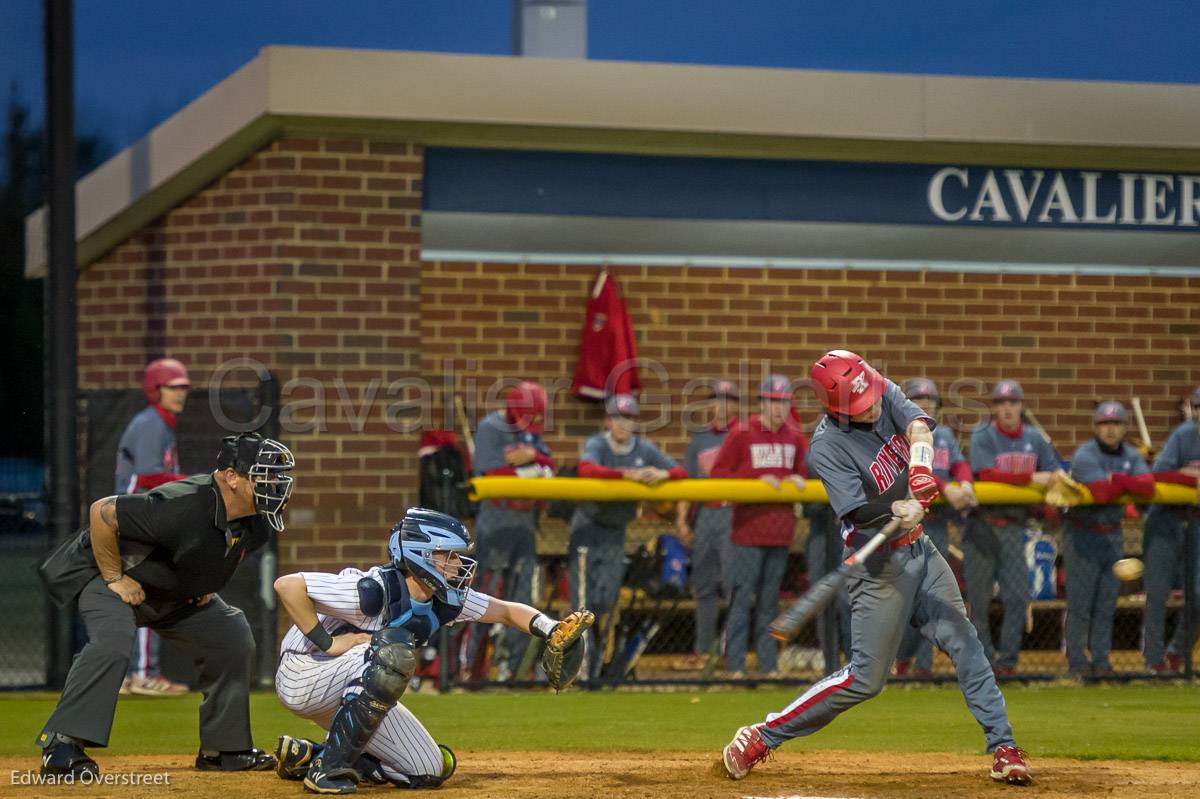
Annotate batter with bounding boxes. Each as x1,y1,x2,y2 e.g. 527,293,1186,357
719,350,1032,786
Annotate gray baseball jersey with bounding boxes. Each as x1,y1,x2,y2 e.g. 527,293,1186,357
808,379,933,539
683,425,732,531
571,433,678,530
931,425,966,481
1152,420,1200,473
114,406,180,495
473,410,553,533
968,421,1060,523
1068,439,1150,529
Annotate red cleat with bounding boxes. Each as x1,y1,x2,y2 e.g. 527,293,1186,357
893,658,912,677
991,745,1033,785
721,724,772,780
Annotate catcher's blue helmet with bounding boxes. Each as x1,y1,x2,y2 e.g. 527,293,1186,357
388,508,477,607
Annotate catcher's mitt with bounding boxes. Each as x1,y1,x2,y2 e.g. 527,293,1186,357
1045,473,1088,507
541,610,595,692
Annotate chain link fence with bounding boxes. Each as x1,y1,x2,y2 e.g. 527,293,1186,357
0,488,49,688
446,487,1198,688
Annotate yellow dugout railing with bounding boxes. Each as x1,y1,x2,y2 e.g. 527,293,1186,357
469,477,1198,506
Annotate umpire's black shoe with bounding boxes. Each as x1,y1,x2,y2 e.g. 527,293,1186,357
40,738,99,779
195,747,277,771
275,735,319,780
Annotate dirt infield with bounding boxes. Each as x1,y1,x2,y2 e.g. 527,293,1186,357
2,751,1195,798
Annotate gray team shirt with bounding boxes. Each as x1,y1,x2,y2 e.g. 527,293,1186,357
1150,420,1200,514
1068,439,1150,529
684,426,733,534
571,433,678,532
473,410,553,534
968,420,1060,524
808,379,932,539
114,405,179,495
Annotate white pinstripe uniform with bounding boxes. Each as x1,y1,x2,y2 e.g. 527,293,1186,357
275,566,490,782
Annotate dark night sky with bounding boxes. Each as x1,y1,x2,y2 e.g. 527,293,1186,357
4,1,1199,155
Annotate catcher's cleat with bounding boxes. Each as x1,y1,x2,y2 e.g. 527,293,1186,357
990,745,1033,785
721,723,772,780
303,759,359,795
40,736,99,779
195,747,276,771
893,658,912,677
275,735,318,781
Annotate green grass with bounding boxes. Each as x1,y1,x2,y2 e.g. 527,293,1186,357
4,683,1198,762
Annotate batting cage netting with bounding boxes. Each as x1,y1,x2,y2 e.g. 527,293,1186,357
441,477,1198,689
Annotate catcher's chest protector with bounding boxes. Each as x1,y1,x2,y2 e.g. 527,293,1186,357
357,567,460,645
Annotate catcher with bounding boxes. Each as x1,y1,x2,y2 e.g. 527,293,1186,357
271,507,591,794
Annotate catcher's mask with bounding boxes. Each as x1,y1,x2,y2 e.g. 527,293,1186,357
216,433,295,533
388,508,477,608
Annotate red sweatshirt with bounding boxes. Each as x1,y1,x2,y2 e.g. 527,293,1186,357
711,415,809,547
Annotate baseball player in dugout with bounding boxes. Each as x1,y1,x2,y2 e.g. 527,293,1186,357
571,393,687,677
35,432,295,778
720,350,1032,786
893,378,977,678
1142,385,1200,672
468,381,555,680
674,379,738,670
116,358,193,698
1064,402,1154,678
965,380,1066,676
710,374,808,678
272,508,591,794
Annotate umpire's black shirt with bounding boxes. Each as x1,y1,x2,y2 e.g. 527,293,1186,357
39,473,271,612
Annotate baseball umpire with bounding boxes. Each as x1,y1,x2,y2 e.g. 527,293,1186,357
35,432,295,778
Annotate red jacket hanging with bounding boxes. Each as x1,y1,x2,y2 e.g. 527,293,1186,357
571,270,641,399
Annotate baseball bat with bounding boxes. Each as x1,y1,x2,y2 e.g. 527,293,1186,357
454,395,476,461
770,515,903,642
1131,397,1154,454
515,564,543,679
1022,409,1052,444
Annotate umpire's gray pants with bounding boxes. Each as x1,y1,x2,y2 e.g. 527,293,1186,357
725,544,789,674
962,518,1029,670
39,575,256,751
756,535,1014,753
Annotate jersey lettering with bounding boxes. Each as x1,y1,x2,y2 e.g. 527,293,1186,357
868,435,910,493
995,451,1038,473
933,446,950,471
749,443,796,470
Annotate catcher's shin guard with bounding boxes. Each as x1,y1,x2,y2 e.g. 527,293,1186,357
304,629,416,795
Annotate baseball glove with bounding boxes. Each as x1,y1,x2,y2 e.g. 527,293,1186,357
1045,473,1088,507
540,610,595,692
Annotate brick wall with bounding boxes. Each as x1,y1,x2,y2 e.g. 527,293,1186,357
76,134,1200,574
424,261,1200,465
78,137,424,573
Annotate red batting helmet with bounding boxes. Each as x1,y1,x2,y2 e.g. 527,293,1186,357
810,350,884,417
143,358,191,404
506,381,547,434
